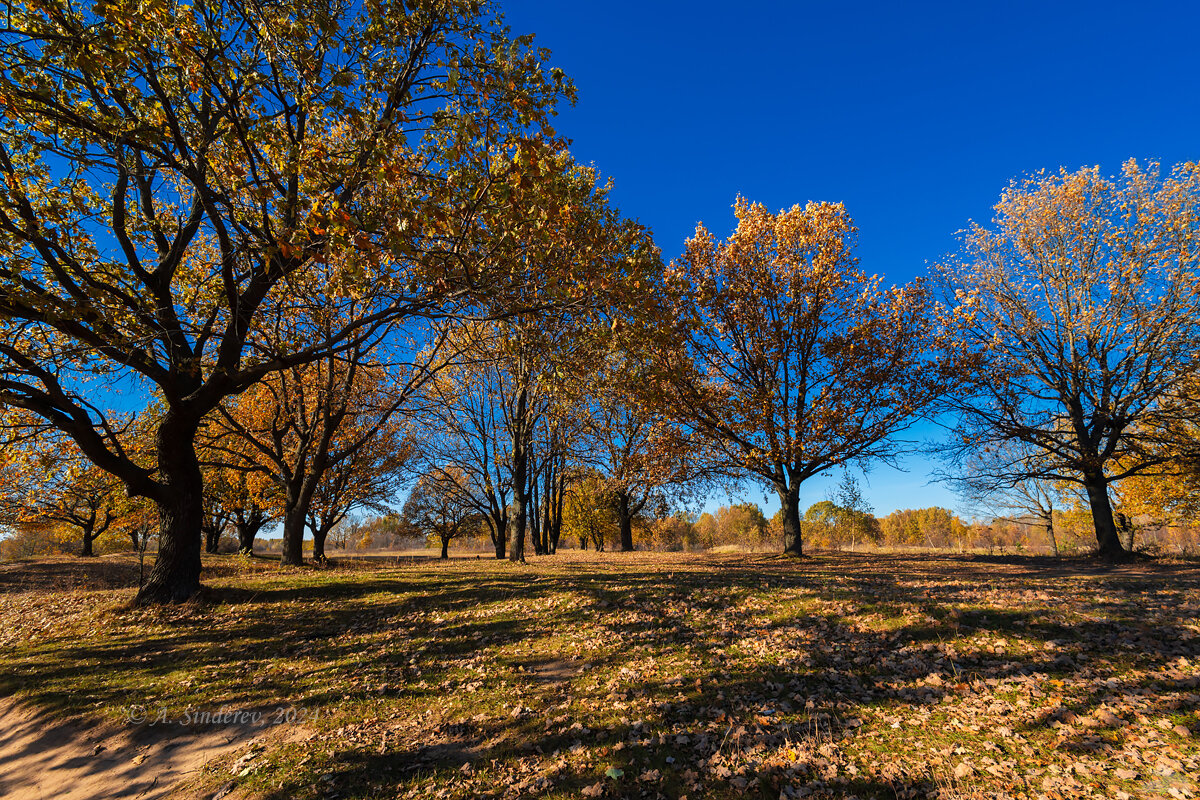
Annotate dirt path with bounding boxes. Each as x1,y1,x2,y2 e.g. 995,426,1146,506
0,695,257,800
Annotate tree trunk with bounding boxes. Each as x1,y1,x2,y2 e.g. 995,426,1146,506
1043,507,1058,558
204,526,220,554
509,387,529,564
617,491,634,552
529,470,543,555
1115,511,1136,552
509,508,526,563
281,476,319,566
490,514,507,559
236,516,262,555
135,416,204,604
779,484,803,556
1083,478,1126,559
312,527,329,563
549,472,564,554
440,536,450,560
80,528,95,557
541,463,554,555
281,507,306,566
279,486,304,565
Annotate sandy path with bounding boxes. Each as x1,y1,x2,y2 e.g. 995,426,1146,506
0,696,257,800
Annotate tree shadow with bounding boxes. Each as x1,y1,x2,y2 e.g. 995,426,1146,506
3,550,1197,799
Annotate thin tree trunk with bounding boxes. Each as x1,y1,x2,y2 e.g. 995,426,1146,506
1043,507,1058,558
550,469,564,554
529,465,543,555
509,387,529,564
541,462,554,555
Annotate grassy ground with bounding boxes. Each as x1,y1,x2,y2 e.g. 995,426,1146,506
1,550,1198,799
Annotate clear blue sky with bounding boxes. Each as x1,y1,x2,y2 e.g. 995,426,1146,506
502,0,1200,518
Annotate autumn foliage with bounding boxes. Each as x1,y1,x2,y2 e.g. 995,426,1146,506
647,199,954,556
0,0,1197,601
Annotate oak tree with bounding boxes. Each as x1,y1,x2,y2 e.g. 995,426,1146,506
0,0,576,602
651,199,951,556
401,467,476,559
937,160,1200,559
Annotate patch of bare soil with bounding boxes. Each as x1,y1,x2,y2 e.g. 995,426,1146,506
0,695,257,800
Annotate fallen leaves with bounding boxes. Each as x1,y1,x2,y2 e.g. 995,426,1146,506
2,551,1199,800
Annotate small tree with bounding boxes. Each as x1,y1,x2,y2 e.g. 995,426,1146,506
0,436,128,556
401,469,475,560
562,473,617,552
950,442,1064,556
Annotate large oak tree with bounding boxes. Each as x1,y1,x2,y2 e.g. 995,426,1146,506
0,0,577,601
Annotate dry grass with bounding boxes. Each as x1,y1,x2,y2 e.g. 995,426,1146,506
1,550,1197,799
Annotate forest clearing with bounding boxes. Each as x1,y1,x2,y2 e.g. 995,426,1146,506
1,552,1197,800
2,1,1200,798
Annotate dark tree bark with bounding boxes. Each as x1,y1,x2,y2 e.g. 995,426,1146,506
540,462,554,555
311,526,330,563
509,387,530,564
490,514,507,559
616,492,633,552
136,416,205,604
1084,478,1126,560
77,506,106,557
281,473,321,566
549,467,565,554
234,507,268,555
139,483,203,602
778,484,803,556
1115,510,1136,553
529,466,543,555
281,501,308,566
440,536,450,560
614,489,647,552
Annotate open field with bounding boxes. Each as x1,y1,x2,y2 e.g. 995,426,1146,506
1,551,1198,800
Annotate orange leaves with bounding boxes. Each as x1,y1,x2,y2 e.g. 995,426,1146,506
647,198,953,552
937,159,1200,554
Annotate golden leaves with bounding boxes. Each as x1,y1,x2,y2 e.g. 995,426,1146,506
656,198,947,498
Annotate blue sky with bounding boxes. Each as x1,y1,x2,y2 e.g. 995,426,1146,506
501,0,1200,517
